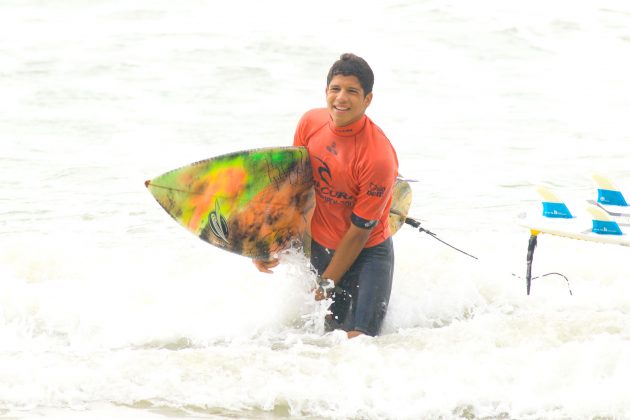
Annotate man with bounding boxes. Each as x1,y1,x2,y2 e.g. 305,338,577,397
255,53,399,338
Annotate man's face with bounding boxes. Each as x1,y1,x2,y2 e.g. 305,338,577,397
326,74,372,127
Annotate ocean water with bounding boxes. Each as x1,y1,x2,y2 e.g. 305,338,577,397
2,0,630,419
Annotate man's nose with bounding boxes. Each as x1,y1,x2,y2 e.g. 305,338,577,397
336,89,349,101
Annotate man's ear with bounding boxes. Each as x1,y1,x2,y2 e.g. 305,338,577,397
364,92,373,108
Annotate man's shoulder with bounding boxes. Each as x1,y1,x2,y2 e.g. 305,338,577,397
357,117,398,169
362,117,395,152
363,116,387,139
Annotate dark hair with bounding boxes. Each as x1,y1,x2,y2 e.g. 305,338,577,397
326,53,374,95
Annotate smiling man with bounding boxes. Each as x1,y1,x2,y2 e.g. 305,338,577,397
255,53,399,338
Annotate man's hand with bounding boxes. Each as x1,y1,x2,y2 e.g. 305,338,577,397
252,258,279,273
313,277,335,301
313,287,327,301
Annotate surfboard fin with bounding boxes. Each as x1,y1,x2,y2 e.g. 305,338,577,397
537,186,573,219
586,204,623,235
592,173,628,207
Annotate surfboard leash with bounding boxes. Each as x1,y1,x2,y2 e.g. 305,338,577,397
401,216,572,296
402,216,479,260
523,233,573,296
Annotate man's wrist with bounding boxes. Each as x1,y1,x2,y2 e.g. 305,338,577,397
317,276,335,293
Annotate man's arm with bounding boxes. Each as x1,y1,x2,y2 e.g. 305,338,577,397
320,223,372,284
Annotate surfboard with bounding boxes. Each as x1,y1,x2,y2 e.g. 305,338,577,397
518,177,630,294
518,186,630,247
145,146,412,260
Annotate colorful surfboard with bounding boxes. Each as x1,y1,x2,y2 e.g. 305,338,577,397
145,146,412,260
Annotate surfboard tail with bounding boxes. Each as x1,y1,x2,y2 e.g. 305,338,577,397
593,174,628,207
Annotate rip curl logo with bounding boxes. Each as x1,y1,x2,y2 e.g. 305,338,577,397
315,157,332,186
208,199,229,243
367,183,386,197
326,142,338,156
313,156,354,207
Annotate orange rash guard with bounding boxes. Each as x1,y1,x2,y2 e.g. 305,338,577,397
293,108,399,250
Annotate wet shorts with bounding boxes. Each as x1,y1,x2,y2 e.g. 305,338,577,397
310,237,394,336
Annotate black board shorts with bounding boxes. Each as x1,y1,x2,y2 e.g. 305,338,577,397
310,237,394,336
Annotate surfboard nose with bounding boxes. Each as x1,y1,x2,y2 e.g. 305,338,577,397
144,180,151,188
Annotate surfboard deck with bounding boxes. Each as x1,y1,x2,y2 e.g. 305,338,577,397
146,146,412,260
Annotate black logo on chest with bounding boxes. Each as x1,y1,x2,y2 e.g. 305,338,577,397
326,142,338,156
